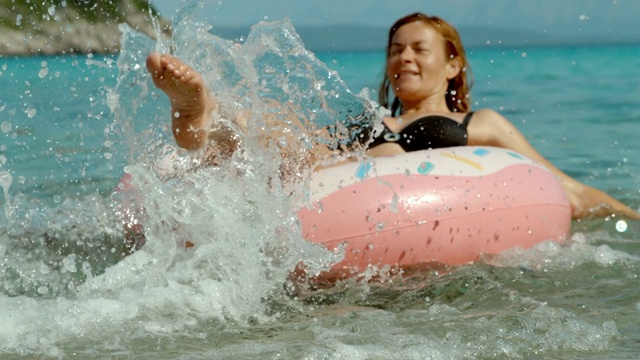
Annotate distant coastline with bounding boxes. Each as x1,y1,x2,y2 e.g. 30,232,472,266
2,4,638,58
213,24,640,53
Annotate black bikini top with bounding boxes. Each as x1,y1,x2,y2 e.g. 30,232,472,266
368,112,475,152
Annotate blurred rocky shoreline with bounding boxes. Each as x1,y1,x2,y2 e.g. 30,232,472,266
0,0,170,56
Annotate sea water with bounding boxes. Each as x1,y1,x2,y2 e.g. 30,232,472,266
1,4,640,360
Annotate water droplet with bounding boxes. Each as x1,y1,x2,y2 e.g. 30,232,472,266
25,108,37,118
615,220,627,233
38,68,49,78
0,121,11,133
0,171,12,194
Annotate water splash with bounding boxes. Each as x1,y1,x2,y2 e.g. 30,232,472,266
0,3,385,354
74,0,380,337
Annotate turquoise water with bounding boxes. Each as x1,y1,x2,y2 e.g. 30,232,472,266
1,13,640,360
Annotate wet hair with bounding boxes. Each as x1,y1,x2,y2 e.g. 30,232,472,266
378,12,473,115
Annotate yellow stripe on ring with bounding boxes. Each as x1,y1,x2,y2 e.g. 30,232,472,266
440,152,484,170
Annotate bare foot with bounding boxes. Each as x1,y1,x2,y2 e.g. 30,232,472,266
146,53,212,150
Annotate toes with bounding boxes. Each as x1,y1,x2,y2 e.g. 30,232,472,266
147,53,202,89
153,54,196,80
146,52,163,75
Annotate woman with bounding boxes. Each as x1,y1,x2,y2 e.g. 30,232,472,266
145,13,639,220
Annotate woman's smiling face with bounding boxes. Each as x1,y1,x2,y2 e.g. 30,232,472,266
386,21,459,108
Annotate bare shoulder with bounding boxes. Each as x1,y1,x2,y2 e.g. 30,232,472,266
467,108,520,145
470,108,508,123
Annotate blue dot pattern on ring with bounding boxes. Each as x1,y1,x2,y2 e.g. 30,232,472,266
355,162,372,179
418,161,434,174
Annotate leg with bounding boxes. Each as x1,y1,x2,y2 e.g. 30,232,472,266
146,53,213,150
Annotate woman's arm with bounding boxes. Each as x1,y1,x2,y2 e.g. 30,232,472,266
467,109,640,220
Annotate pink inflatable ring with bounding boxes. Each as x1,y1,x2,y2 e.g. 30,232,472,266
297,146,571,277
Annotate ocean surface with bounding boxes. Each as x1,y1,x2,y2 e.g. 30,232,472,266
2,9,640,360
